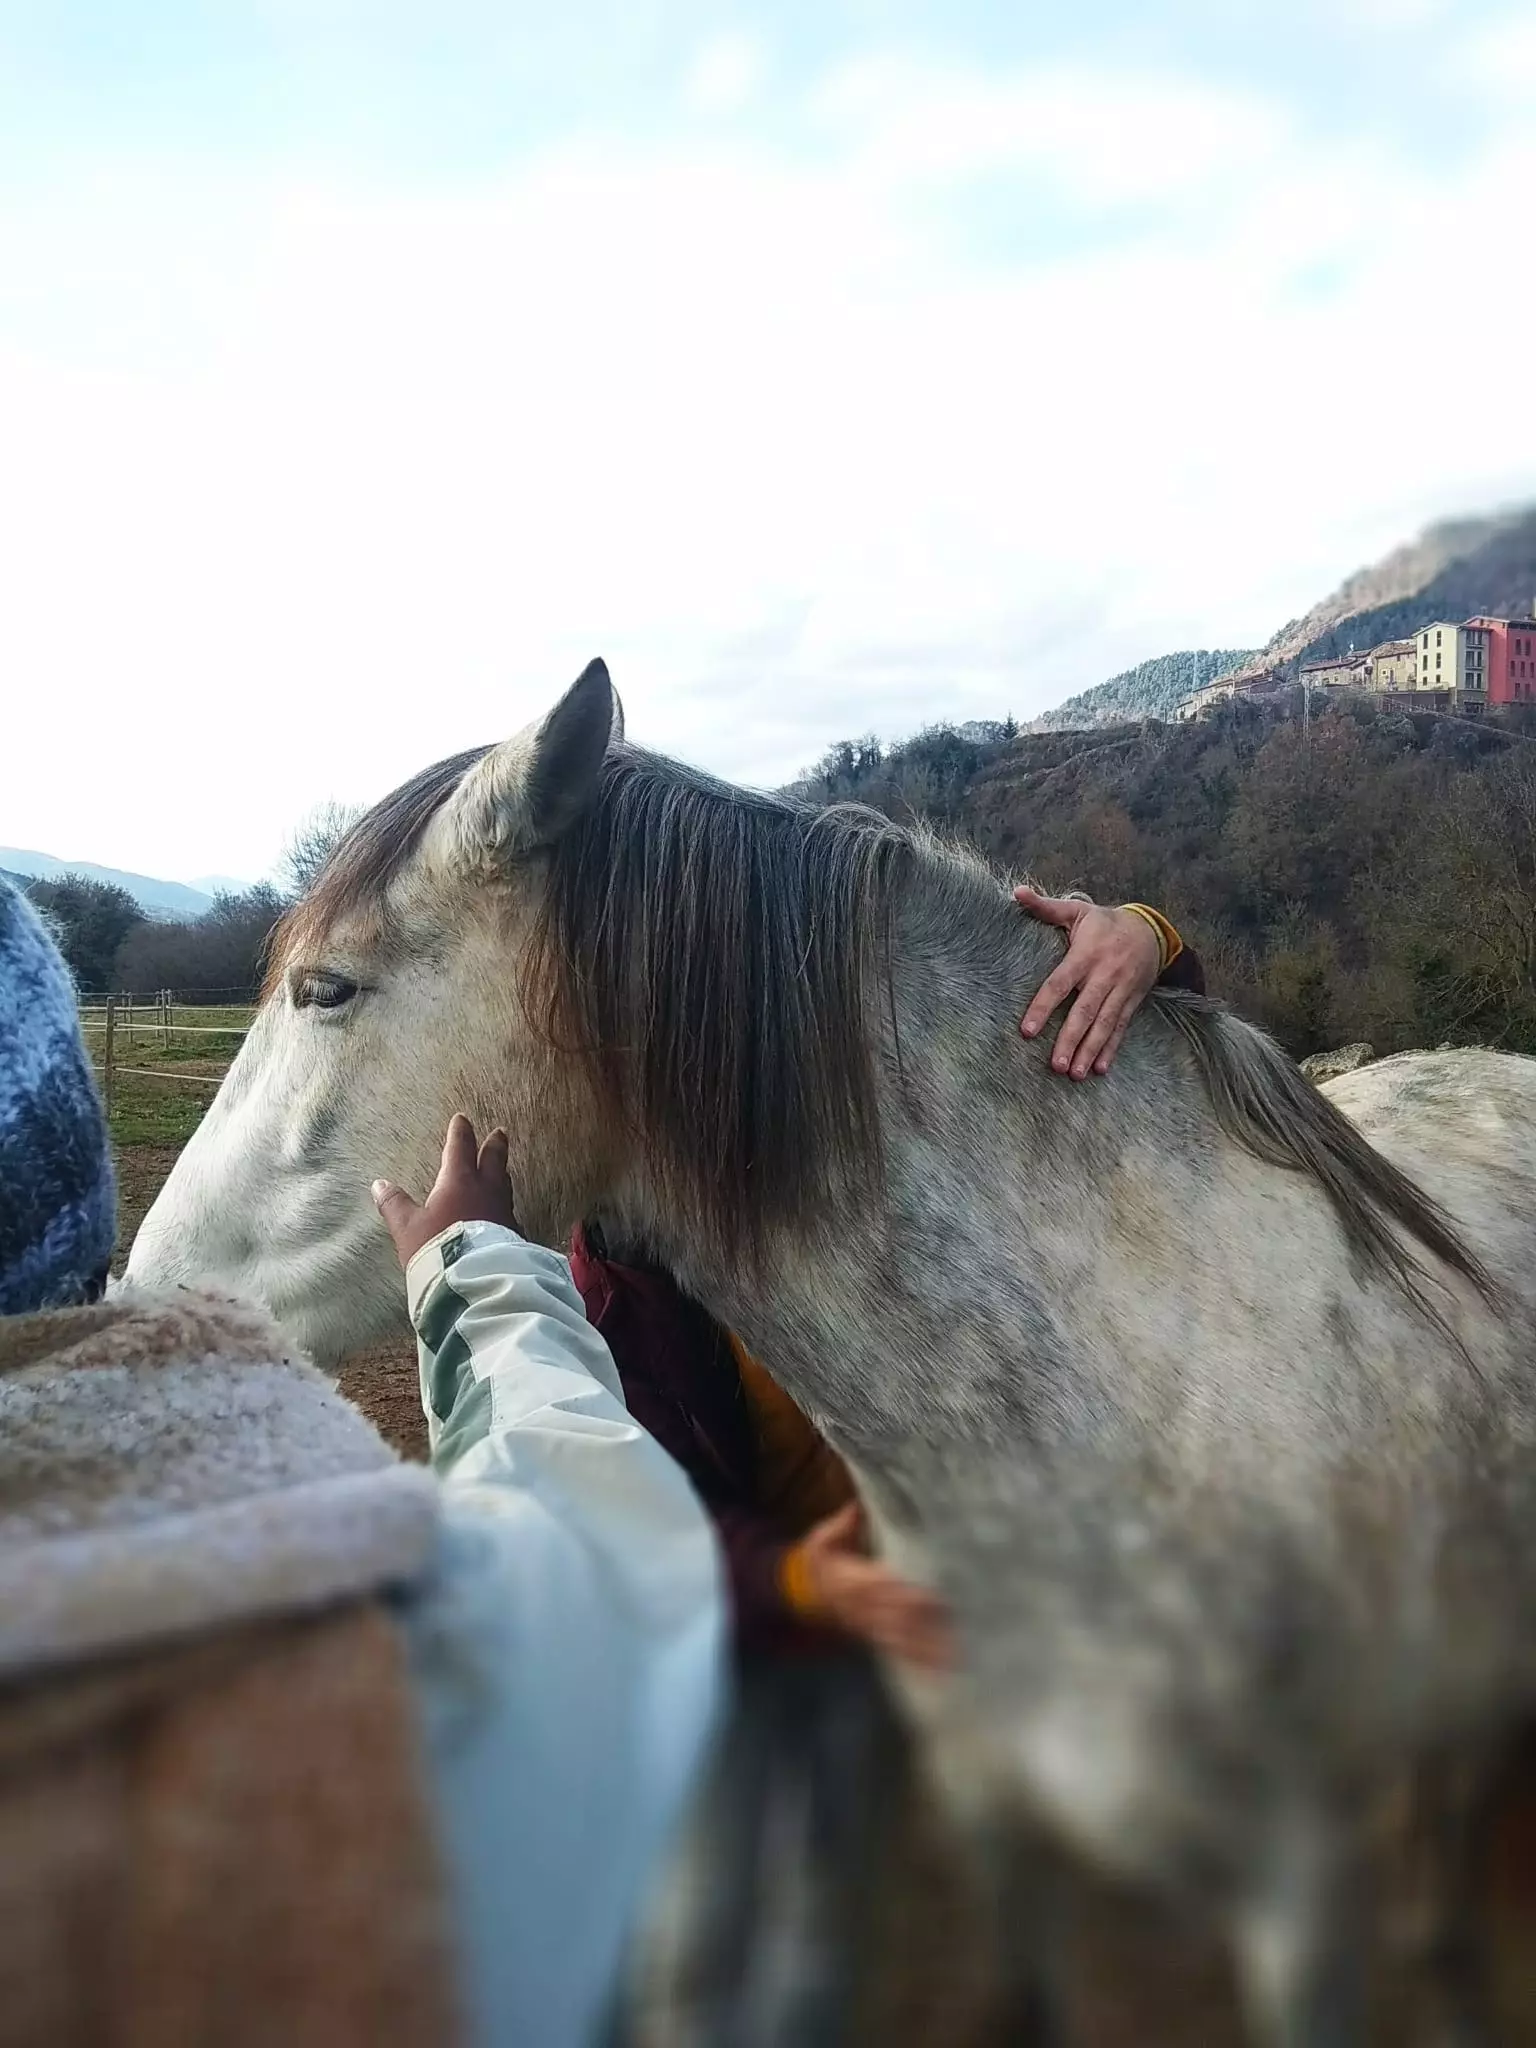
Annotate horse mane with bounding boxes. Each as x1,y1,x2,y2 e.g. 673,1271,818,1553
271,735,1494,1309
1160,999,1498,1316
262,745,491,997
528,747,916,1264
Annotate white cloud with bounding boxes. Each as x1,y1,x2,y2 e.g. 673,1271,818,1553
1332,0,1450,29
0,47,1532,879
1455,12,1536,92
808,56,1292,207
684,31,768,116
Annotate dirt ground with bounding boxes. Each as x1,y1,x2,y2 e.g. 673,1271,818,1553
335,1337,429,1461
111,1139,1536,2041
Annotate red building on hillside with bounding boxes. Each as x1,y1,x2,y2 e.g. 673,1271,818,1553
1467,609,1536,706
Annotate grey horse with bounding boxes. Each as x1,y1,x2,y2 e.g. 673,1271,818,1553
131,660,1536,2044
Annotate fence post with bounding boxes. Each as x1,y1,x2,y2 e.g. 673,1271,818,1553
103,999,116,1122
162,988,171,1049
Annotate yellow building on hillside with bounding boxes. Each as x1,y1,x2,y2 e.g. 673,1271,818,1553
1417,621,1490,712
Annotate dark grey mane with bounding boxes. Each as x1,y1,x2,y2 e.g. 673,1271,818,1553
529,747,917,1264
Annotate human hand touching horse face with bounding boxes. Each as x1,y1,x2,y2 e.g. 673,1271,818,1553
373,1115,519,1269
1015,889,1163,1080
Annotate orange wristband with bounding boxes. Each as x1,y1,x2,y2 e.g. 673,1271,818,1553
779,1542,824,1617
1120,903,1183,973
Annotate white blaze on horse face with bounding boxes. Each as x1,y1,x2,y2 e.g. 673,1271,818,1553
126,660,620,1370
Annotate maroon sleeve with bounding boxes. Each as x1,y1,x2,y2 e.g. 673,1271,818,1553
1157,946,1206,996
712,1505,794,1635
712,1506,841,1657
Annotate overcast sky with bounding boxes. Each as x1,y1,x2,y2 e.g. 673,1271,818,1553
2,1,1533,884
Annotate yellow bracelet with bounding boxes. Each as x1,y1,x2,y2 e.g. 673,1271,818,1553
779,1542,824,1617
1120,903,1183,973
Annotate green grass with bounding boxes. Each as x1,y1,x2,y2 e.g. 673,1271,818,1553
77,1003,254,1148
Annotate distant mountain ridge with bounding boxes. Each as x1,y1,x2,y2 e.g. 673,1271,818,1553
1035,500,1536,729
1238,501,1536,677
1031,649,1256,732
187,873,254,898
0,847,214,920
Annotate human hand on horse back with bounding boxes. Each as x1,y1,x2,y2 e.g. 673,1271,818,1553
789,1501,956,1672
373,1115,520,1269
1015,888,1168,1080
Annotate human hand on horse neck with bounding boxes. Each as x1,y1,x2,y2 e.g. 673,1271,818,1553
373,1115,520,1270
790,1502,956,1673
1015,888,1163,1080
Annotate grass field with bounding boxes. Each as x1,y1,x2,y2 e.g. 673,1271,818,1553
87,1000,427,1460
80,1002,254,1147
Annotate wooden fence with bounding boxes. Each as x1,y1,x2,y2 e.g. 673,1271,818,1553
77,990,252,1116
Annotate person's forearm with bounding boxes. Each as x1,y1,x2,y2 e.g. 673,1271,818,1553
398,1218,725,2048
405,1221,720,1558
407,1219,622,1468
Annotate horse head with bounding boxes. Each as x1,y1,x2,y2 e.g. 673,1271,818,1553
128,660,622,1366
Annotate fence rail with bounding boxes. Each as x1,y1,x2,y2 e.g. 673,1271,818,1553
78,989,252,1115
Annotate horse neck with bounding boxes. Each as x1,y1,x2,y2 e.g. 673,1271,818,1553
610,867,1203,1344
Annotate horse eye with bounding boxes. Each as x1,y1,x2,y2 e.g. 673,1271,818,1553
295,973,359,1012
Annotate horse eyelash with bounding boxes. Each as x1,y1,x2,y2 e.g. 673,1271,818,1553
291,970,365,1010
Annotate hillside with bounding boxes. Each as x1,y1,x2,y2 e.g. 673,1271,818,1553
0,847,214,920
801,689,1536,1061
1234,500,1536,680
1031,649,1255,731
1034,500,1536,727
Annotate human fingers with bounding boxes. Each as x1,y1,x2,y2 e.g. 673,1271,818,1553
371,1178,423,1264
1020,958,1083,1041
862,1587,957,1670
440,1113,479,1182
1092,1001,1138,1076
804,1500,864,1557
1049,977,1115,1075
477,1126,510,1181
1070,988,1136,1080
1013,886,1086,931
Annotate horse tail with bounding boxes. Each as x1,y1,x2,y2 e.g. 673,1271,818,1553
1160,996,1499,1319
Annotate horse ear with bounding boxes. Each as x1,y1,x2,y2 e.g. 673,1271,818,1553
429,659,615,870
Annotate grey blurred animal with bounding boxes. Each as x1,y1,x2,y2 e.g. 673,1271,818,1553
133,662,1536,2045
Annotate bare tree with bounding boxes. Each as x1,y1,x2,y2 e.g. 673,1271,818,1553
115,885,286,998
279,801,365,900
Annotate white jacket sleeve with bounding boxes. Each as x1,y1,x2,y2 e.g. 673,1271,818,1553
395,1220,725,2048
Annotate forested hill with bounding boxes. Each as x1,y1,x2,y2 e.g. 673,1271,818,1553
800,692,1536,1062
1033,500,1536,726
1030,649,1255,731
